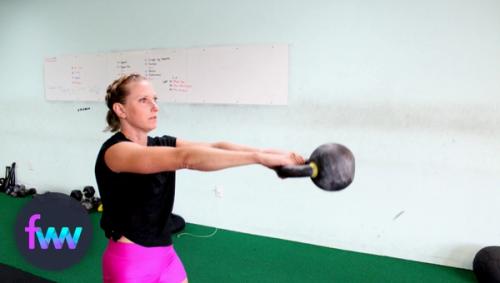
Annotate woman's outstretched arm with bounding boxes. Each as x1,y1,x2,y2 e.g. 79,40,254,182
104,141,303,174
177,139,305,164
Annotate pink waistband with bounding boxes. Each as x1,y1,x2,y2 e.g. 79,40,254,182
105,239,174,259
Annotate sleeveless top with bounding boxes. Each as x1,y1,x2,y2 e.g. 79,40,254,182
95,132,177,247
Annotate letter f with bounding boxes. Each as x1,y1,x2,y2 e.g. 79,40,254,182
25,214,41,250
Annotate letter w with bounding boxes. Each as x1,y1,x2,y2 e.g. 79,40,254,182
35,227,83,249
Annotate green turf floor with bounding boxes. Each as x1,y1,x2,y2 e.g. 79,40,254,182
0,194,476,282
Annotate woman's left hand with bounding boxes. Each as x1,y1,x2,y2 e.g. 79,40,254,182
262,149,305,165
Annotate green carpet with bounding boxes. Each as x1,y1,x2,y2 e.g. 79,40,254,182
0,194,475,282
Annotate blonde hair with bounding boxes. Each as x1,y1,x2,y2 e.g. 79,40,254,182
104,73,146,132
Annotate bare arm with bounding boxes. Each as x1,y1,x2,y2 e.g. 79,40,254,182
104,141,300,174
177,139,258,152
214,141,289,155
177,139,304,162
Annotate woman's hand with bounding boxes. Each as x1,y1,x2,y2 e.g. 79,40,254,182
287,152,306,165
262,149,305,165
257,151,305,169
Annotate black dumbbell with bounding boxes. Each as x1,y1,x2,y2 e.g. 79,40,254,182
70,189,83,202
17,187,37,198
70,189,90,211
71,187,100,212
22,188,37,197
83,186,95,198
83,186,100,212
8,184,35,198
90,196,101,209
275,143,355,191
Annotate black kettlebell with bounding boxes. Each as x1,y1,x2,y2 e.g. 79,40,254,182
275,143,355,191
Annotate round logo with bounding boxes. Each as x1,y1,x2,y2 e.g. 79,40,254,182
14,192,93,270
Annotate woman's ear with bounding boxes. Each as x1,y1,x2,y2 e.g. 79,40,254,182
112,103,126,119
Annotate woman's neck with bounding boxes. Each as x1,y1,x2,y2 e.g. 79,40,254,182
120,128,148,146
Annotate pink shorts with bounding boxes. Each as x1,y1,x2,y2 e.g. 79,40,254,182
102,239,187,283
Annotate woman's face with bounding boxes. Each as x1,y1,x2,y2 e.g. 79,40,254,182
118,80,159,133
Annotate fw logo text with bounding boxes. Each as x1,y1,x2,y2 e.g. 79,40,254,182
24,214,83,250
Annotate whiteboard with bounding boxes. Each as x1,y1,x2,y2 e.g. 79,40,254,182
44,44,288,105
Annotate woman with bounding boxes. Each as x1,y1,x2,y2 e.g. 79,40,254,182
95,74,304,283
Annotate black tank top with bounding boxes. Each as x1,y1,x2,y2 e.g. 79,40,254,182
95,132,177,247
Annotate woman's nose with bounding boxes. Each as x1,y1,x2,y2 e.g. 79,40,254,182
151,101,159,112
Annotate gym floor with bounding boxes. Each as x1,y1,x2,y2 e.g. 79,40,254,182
0,194,476,282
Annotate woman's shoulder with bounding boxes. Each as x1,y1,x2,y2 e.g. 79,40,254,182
100,132,129,151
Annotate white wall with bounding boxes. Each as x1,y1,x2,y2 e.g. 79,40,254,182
1,0,499,269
